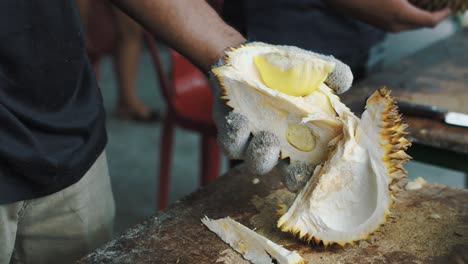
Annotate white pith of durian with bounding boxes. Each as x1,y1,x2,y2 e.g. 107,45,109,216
202,217,304,264
277,88,411,246
213,42,345,166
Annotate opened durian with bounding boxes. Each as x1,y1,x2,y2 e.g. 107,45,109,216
213,43,344,166
278,88,411,246
212,43,411,246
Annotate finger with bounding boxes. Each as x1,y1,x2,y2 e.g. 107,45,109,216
245,131,280,175
278,160,315,193
314,54,353,94
321,55,354,94
430,8,452,21
217,111,251,159
397,2,451,29
400,8,451,31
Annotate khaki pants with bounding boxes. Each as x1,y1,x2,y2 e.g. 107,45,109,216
0,152,115,264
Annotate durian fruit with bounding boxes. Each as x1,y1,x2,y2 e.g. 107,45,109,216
409,0,468,13
213,43,411,246
277,88,411,246
212,42,345,167
202,217,304,264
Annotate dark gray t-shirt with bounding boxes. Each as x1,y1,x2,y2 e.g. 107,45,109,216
223,0,385,76
0,0,107,204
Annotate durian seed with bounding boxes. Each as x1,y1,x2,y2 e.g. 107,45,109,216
286,123,316,152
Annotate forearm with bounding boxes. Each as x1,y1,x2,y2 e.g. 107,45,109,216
110,0,245,72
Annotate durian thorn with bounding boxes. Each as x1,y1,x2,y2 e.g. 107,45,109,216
276,204,287,216
336,241,347,247
388,167,408,175
295,259,305,264
389,150,412,160
386,130,409,137
313,237,321,245
377,87,391,97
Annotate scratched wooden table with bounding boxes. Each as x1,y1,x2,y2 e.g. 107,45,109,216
79,31,468,263
79,165,468,263
341,29,468,181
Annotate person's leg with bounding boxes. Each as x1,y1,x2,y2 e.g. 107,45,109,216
11,152,115,264
113,8,158,122
0,202,23,264
75,0,90,27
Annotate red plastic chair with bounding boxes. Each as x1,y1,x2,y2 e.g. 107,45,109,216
143,33,221,210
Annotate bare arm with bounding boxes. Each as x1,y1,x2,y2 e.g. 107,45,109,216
109,0,245,72
324,0,451,32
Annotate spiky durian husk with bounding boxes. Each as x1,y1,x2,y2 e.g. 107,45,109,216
374,89,412,180
202,217,304,264
277,88,411,247
409,0,468,12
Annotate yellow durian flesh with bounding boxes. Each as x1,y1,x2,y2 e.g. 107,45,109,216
277,88,411,246
253,52,335,97
212,42,343,166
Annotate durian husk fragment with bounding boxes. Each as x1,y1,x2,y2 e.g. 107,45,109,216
277,88,411,247
202,217,304,264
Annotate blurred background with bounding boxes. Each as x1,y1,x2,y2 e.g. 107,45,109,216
80,2,468,236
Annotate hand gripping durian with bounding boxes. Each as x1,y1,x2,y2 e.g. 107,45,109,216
211,42,354,192
210,42,411,247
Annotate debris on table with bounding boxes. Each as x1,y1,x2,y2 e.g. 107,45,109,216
202,217,304,264
429,213,441,219
405,177,427,191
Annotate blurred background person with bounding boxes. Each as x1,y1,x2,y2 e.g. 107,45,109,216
76,0,159,122
223,0,450,80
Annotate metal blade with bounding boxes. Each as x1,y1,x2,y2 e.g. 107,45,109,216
445,112,468,128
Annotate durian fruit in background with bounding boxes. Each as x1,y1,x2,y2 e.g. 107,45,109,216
409,0,468,13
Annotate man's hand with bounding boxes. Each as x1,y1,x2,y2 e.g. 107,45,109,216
210,44,353,192
325,0,451,32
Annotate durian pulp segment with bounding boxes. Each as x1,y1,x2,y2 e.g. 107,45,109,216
202,217,304,264
212,43,344,165
278,88,411,246
253,52,335,97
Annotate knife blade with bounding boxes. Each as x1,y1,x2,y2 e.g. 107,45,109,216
397,100,468,128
